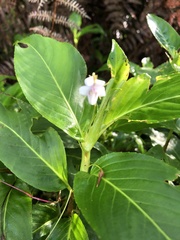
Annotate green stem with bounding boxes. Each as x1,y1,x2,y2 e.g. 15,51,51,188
45,189,72,240
80,145,91,172
163,129,173,152
79,79,118,171
83,108,108,151
79,104,108,172
82,78,117,151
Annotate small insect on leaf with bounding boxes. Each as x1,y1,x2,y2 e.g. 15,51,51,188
18,42,28,48
96,168,104,187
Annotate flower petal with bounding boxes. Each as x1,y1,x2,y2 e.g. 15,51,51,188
95,86,106,97
95,79,106,86
79,86,90,96
84,76,94,86
87,92,99,105
79,73,106,105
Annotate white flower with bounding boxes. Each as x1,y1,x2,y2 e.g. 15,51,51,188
79,73,106,105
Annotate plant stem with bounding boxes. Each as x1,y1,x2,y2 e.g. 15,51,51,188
80,146,91,172
0,180,52,203
79,79,118,172
45,189,72,240
163,129,173,152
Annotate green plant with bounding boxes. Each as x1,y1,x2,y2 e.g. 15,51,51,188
69,12,105,47
0,14,180,240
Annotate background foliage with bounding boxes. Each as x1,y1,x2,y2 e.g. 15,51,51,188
0,1,180,240
0,0,180,76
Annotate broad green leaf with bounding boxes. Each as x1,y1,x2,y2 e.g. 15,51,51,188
146,14,180,57
111,118,180,134
101,73,150,132
74,152,180,240
130,61,157,85
0,103,69,191
0,178,32,240
0,174,15,238
32,204,58,239
110,118,157,132
107,39,129,86
14,34,92,140
104,73,180,127
83,41,179,150
48,213,89,240
147,145,165,160
147,145,180,170
130,59,179,87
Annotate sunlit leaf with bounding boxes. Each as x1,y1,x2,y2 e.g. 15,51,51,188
104,72,180,127
0,103,69,191
147,14,180,58
107,39,129,86
32,204,58,240
14,34,93,140
74,152,180,240
48,213,89,240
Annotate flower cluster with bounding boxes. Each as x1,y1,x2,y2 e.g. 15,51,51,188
79,73,106,105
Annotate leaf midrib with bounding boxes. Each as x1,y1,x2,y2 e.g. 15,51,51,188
20,41,83,138
107,92,180,126
0,119,62,180
101,177,171,240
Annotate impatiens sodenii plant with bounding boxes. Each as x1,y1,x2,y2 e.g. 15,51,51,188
0,14,180,240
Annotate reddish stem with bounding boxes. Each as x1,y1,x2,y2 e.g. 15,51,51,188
0,180,52,203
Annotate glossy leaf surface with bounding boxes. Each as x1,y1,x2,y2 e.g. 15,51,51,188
48,213,89,240
32,204,58,239
147,14,180,57
14,34,92,140
0,177,32,240
104,72,180,127
0,103,68,191
107,39,129,86
74,152,180,240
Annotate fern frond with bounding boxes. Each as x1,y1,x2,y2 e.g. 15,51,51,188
55,16,80,29
29,25,66,41
29,10,80,29
50,31,68,41
28,0,49,9
29,25,51,36
38,0,49,10
29,10,53,22
56,0,90,19
28,0,39,3
0,58,14,75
